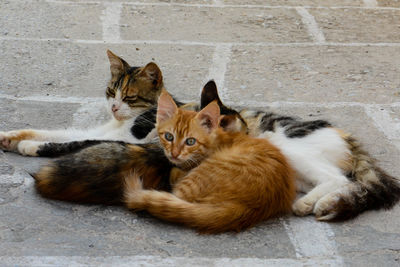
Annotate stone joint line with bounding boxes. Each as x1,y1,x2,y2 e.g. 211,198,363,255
295,7,326,44
101,2,122,43
206,44,232,99
3,36,400,47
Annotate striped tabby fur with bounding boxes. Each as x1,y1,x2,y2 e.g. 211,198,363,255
0,50,168,156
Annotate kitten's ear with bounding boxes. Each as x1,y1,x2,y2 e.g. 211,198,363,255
140,62,163,88
196,101,220,132
219,115,242,133
107,50,130,79
200,80,223,109
157,90,177,124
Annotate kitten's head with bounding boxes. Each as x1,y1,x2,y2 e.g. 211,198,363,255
156,90,220,170
200,80,248,134
106,50,163,121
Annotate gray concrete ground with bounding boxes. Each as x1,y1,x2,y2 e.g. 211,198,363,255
1,0,400,266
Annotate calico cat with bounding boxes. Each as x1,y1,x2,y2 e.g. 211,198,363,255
240,109,400,221
0,50,167,156
31,81,243,204
124,91,296,234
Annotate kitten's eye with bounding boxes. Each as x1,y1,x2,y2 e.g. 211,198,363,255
185,138,196,146
164,132,174,141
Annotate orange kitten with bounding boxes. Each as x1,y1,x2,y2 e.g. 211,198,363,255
124,91,296,234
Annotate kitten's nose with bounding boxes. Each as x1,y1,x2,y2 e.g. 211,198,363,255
112,104,119,112
171,150,180,159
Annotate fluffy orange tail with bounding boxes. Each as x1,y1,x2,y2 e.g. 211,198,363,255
124,174,259,234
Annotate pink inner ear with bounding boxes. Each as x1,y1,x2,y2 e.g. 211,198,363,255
157,92,177,124
196,101,220,131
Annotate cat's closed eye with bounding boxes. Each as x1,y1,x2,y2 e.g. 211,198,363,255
123,95,138,102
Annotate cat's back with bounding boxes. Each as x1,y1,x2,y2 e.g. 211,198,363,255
217,132,291,170
186,132,294,201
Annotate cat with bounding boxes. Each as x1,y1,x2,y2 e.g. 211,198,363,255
0,50,171,157
123,90,296,234
31,81,244,204
239,109,400,221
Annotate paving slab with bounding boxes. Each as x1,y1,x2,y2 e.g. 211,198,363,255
0,99,79,131
0,41,213,100
310,8,400,43
0,1,102,40
225,45,400,104
120,5,311,43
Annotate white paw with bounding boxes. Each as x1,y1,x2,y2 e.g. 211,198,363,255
292,198,315,216
17,141,40,156
314,193,340,221
0,131,19,151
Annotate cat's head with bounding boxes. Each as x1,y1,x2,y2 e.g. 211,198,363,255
106,50,163,121
156,90,220,170
200,80,248,134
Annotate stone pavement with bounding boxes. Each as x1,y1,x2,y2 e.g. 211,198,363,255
1,0,400,266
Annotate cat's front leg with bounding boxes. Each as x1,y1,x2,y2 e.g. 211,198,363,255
0,129,78,154
0,130,38,152
16,140,47,156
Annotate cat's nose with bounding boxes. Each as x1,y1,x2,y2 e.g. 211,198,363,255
112,104,119,112
171,150,180,159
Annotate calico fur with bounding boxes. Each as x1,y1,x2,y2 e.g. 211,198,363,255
124,91,296,234
239,109,400,221
33,141,173,204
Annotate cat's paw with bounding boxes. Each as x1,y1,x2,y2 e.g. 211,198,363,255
124,171,145,210
314,193,341,221
0,131,19,151
17,140,42,156
292,198,315,216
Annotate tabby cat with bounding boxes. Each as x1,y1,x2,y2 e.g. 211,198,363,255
0,50,167,156
124,91,296,234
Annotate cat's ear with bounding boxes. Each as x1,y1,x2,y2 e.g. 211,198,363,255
140,62,163,88
196,101,220,132
107,50,130,79
200,80,223,109
219,115,243,133
157,90,177,124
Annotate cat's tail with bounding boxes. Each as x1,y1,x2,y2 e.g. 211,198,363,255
32,142,172,204
316,135,400,221
124,174,257,234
